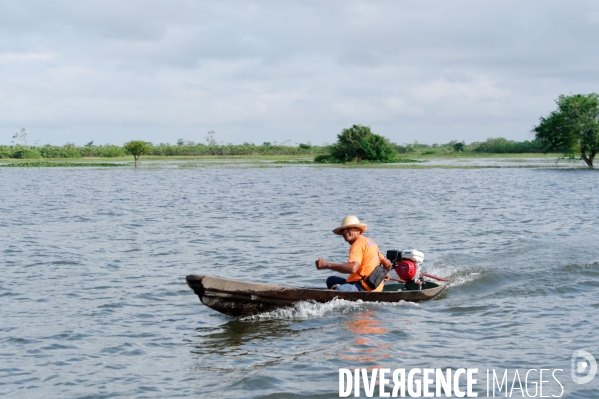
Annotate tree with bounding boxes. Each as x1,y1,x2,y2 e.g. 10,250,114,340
451,141,465,152
316,124,397,163
123,140,152,167
12,128,27,145
533,94,599,168
205,130,216,145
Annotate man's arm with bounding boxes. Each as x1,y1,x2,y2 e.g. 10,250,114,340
315,257,359,274
380,255,393,270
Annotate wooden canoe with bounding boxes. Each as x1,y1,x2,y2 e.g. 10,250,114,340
186,275,447,317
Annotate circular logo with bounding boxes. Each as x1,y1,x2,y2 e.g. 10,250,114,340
571,350,597,385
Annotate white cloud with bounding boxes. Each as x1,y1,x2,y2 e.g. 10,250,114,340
412,74,508,104
0,52,55,63
0,0,598,145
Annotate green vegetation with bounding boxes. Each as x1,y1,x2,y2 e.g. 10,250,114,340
0,127,570,165
0,142,332,159
124,140,152,167
473,138,543,153
147,142,329,156
0,138,561,161
0,144,127,159
392,138,547,155
0,162,127,167
453,141,465,152
273,159,314,164
314,125,401,163
533,93,599,168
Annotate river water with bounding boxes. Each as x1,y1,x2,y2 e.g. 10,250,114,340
1,162,598,398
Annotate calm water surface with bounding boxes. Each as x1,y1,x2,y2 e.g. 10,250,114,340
1,164,598,398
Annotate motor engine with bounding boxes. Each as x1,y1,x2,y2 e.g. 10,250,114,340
386,249,425,283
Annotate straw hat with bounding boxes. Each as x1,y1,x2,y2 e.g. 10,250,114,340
333,215,368,235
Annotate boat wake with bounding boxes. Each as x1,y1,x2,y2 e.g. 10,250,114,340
447,270,482,287
241,297,420,321
424,256,484,288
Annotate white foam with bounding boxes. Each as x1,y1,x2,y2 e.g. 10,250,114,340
241,297,419,321
424,260,483,288
447,272,481,287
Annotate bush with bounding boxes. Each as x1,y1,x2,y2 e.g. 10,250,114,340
96,145,126,157
453,142,465,152
316,125,397,163
11,146,42,159
314,154,337,163
144,142,329,156
0,145,11,158
394,144,415,153
473,137,545,153
39,144,82,158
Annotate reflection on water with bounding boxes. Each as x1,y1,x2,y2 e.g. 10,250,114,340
191,319,297,355
339,311,390,363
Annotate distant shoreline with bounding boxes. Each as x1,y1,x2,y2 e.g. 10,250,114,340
0,153,588,169
0,152,567,161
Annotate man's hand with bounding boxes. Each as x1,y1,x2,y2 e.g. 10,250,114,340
315,257,328,270
381,257,393,270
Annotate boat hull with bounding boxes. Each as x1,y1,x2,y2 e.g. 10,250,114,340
186,275,447,317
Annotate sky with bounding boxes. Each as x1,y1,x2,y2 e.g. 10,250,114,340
1,0,599,146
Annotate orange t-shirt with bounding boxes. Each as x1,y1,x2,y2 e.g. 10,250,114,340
345,235,385,291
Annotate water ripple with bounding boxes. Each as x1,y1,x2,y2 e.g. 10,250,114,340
0,166,598,397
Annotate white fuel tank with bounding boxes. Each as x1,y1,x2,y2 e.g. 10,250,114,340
401,249,424,265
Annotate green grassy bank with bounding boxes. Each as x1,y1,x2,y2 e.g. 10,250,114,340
0,152,579,169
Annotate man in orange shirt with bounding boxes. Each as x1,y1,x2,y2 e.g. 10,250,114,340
315,215,392,292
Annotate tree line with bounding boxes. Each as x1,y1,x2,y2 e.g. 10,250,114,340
0,140,329,159
0,136,562,159
4,92,597,168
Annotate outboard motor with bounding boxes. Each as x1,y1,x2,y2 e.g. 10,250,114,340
386,249,425,284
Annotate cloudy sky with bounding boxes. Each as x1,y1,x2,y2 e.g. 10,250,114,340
1,1,598,146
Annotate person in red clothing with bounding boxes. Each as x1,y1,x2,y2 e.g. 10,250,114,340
315,215,392,292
